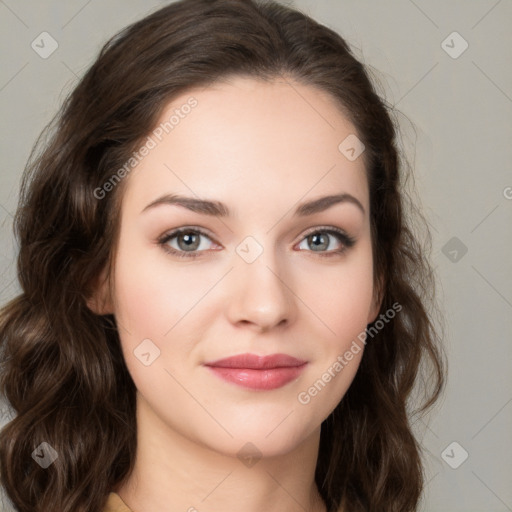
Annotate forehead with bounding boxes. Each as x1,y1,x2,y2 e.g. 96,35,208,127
121,76,369,217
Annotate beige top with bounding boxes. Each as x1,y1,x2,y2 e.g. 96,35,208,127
104,492,133,512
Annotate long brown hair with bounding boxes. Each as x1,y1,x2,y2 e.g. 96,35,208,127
0,0,445,510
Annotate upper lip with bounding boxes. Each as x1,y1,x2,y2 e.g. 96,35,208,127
204,353,307,369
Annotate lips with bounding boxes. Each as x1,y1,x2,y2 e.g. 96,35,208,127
203,353,308,390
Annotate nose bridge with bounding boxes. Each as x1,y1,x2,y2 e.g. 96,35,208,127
227,233,294,329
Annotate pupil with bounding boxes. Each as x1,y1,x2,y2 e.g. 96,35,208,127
311,233,327,251
180,232,199,250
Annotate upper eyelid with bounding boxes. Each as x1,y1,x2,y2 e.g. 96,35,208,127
162,226,217,242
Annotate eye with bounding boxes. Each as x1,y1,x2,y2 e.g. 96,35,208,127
157,227,219,258
157,226,356,259
296,227,356,257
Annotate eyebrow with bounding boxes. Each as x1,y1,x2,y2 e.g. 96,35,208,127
141,192,365,217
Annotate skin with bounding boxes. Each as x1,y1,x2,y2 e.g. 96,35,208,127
89,75,382,512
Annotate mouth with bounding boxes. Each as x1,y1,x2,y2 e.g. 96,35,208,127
203,353,308,390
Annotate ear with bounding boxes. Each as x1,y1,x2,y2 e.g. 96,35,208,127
367,273,384,324
85,266,114,316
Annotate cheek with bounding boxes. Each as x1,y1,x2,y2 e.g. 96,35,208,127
298,248,374,347
112,235,215,338
296,257,372,413
111,242,203,396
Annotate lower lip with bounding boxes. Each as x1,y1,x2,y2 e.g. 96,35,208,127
205,364,307,390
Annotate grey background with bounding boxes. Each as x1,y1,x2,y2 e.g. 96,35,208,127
1,1,511,511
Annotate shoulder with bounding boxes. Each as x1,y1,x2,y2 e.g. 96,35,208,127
103,492,133,512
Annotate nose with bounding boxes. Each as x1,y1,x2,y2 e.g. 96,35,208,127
225,246,295,333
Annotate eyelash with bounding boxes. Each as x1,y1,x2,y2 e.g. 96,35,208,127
157,226,356,259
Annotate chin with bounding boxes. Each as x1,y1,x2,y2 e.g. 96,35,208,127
199,419,319,461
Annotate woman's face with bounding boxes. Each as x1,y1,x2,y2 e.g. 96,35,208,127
100,76,380,457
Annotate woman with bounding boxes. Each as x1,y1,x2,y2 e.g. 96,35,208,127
0,0,445,510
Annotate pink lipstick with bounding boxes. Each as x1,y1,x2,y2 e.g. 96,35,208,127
204,353,308,390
